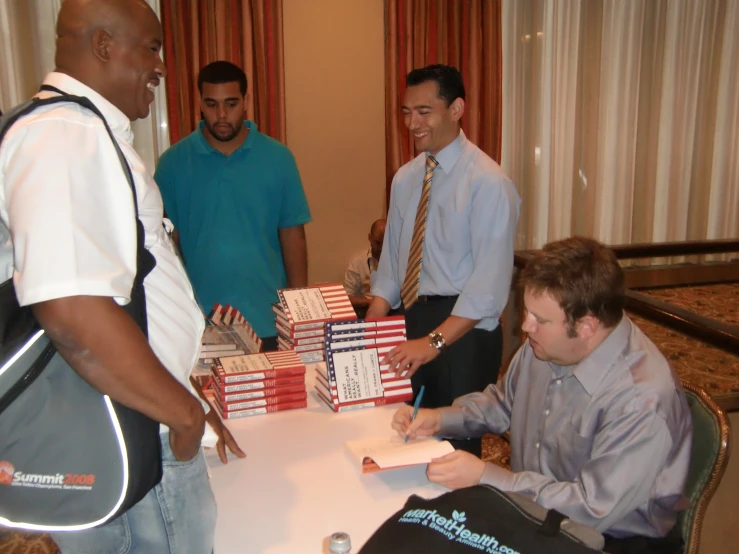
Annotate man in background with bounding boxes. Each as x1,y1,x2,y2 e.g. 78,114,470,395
344,218,386,315
155,61,311,351
395,237,691,554
0,0,243,551
368,65,521,437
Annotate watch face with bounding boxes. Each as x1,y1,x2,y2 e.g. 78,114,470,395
429,332,445,349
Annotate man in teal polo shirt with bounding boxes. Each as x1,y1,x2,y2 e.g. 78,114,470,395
155,61,311,347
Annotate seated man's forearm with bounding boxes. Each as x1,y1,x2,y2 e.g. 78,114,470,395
32,295,204,434
348,294,371,308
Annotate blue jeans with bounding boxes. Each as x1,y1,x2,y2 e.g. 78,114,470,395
51,434,217,554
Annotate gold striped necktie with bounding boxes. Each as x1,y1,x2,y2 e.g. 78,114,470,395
400,155,438,310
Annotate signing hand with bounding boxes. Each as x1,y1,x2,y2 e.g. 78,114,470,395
391,405,441,441
206,410,246,464
383,338,439,378
426,450,486,490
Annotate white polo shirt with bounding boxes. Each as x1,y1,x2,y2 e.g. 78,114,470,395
0,73,205,433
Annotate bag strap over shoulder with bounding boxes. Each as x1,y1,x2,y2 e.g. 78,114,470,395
0,86,155,334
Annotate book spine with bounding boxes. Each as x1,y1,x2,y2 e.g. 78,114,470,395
278,334,325,346
220,382,306,402
213,375,306,393
295,350,324,363
324,329,407,342
219,391,307,411
326,317,406,334
217,399,307,419
284,319,326,332
276,322,326,338
287,341,325,353
219,366,306,384
325,337,405,351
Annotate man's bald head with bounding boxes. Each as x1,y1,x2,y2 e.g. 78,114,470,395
54,0,165,121
370,219,386,237
369,218,386,261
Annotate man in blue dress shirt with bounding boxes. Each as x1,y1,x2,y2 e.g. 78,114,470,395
368,64,521,417
394,237,691,554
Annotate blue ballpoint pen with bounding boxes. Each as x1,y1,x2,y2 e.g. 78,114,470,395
405,385,425,443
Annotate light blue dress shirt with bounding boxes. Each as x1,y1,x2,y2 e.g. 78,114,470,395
439,316,693,538
372,131,521,330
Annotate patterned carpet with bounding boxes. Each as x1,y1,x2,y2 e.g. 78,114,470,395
2,283,736,553
634,283,739,405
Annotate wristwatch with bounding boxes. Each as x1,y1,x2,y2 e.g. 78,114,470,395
428,331,447,352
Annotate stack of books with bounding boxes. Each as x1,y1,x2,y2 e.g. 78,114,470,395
198,303,262,364
274,283,356,363
210,351,307,419
315,316,414,412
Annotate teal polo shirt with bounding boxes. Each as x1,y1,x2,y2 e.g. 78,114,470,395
154,121,311,337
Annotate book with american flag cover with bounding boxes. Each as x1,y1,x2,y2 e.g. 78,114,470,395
216,390,308,413
276,283,356,330
315,379,413,412
214,399,308,419
214,351,306,384
218,381,307,403
211,373,305,398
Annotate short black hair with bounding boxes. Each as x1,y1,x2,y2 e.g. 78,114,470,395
406,64,465,106
197,61,247,96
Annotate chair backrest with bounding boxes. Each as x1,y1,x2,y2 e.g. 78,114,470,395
678,380,731,554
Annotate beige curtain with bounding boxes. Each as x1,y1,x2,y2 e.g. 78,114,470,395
502,0,739,251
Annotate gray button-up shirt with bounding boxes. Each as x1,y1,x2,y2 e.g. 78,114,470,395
439,316,692,538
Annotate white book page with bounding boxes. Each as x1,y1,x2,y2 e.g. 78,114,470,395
346,436,454,468
282,289,332,322
332,349,383,403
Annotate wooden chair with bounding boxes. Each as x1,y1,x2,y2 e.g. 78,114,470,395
679,380,732,554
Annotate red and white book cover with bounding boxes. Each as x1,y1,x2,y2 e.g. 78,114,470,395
316,367,411,397
325,334,406,353
217,391,308,413
325,327,406,344
277,283,356,330
315,379,413,412
277,336,324,353
211,373,306,394
204,304,262,353
219,382,307,403
273,305,325,331
214,351,305,383
325,316,406,335
215,399,307,419
276,333,325,347
295,349,324,363
276,320,326,340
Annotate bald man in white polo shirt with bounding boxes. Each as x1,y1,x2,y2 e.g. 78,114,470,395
0,1,243,552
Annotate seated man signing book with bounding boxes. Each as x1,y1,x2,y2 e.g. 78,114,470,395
392,237,692,554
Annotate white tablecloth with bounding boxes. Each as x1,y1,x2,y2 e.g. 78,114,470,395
209,365,446,553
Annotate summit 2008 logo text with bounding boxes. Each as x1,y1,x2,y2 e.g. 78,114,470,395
0,461,95,490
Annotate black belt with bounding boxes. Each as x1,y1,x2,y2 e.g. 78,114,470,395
415,295,458,304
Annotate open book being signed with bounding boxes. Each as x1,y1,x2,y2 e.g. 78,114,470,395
346,435,454,473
